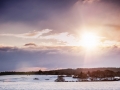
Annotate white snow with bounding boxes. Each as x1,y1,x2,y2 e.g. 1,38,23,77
0,75,120,90
0,75,58,82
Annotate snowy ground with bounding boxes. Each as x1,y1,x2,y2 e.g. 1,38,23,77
0,75,57,82
0,75,120,90
0,75,78,82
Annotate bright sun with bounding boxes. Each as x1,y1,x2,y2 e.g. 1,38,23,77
80,32,99,49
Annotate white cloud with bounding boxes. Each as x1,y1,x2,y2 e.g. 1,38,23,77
0,29,79,46
0,28,120,47
0,29,52,39
39,32,79,46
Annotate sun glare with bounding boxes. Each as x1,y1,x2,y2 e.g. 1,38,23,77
80,32,99,49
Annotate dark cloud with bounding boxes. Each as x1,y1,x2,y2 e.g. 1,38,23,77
0,0,79,34
0,46,120,71
24,43,37,47
0,46,18,52
0,46,84,71
0,0,77,23
1,0,120,35
103,0,120,6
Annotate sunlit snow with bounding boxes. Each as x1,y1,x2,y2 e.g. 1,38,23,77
0,75,120,90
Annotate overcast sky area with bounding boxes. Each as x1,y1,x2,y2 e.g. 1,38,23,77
0,0,120,71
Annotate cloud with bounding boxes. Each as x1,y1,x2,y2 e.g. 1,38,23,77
0,30,79,46
1,28,120,47
83,0,100,3
0,45,85,71
0,45,18,52
99,24,120,42
0,0,77,23
24,43,37,47
0,45,120,71
39,32,79,46
0,29,52,39
105,24,120,30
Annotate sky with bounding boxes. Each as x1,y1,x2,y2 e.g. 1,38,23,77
0,0,120,71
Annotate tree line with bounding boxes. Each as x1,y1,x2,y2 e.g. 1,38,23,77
73,70,120,81
0,68,120,79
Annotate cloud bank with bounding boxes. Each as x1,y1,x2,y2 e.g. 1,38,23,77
0,45,120,71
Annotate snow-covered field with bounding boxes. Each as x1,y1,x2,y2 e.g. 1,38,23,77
0,75,120,90
0,75,58,82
